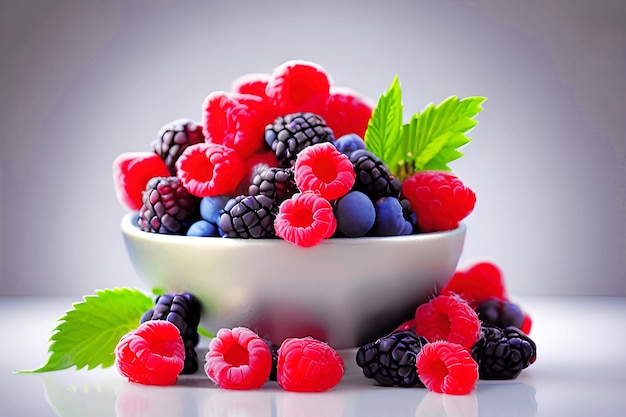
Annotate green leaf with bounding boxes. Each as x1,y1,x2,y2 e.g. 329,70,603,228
364,75,404,163
392,95,486,178
16,288,153,373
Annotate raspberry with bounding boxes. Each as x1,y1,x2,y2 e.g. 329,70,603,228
293,142,356,201
355,330,427,387
415,340,478,395
277,337,344,392
115,320,185,386
248,166,298,203
204,327,273,390
440,261,508,308
265,60,331,115
414,294,481,351
264,112,335,167
138,176,200,234
320,86,374,139
401,170,476,233
175,143,246,197
152,119,205,175
202,91,273,159
333,191,376,237
471,324,537,380
219,194,277,239
349,149,402,200
274,192,336,247
112,152,170,211
140,293,202,374
230,72,271,99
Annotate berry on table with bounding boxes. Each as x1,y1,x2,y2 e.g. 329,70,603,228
112,152,171,211
333,191,376,237
414,293,481,351
274,191,337,247
355,330,427,387
440,261,508,308
152,118,205,175
475,298,525,330
204,327,273,390
219,194,277,239
115,320,185,386
137,176,200,235
401,170,476,233
415,340,478,395
293,142,356,201
277,337,344,392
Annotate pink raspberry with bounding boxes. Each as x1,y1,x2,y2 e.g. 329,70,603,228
441,261,508,308
112,152,170,211
202,91,274,159
415,341,478,395
204,327,273,390
274,191,337,247
320,86,374,139
293,142,356,201
401,171,476,232
277,337,344,392
175,143,245,197
231,72,271,99
114,320,185,386
265,60,331,115
414,294,481,351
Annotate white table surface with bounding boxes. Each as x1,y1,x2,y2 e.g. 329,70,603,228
2,295,625,417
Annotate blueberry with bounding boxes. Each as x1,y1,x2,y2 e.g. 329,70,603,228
187,219,220,237
373,197,413,236
334,191,376,237
199,195,230,224
334,133,366,156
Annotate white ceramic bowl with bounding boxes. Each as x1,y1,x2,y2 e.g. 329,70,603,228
121,213,466,349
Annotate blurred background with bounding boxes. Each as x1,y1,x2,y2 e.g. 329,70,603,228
1,0,624,297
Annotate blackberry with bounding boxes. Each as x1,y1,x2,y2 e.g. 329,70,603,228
471,324,537,380
219,194,277,238
264,112,335,167
138,176,200,234
140,292,202,374
475,297,525,329
349,149,402,200
152,118,205,175
248,167,298,203
356,330,428,387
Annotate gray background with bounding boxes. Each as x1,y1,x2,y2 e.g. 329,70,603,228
1,0,625,297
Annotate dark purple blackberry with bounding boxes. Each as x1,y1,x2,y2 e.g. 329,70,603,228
349,149,402,200
248,167,298,203
264,112,335,167
219,194,277,238
152,118,205,175
138,176,200,234
475,297,525,329
140,292,202,374
356,330,428,387
471,324,537,380
265,341,279,381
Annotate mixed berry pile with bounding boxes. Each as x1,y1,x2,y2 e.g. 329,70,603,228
113,60,476,247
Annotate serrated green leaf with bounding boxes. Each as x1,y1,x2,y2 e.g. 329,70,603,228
364,75,403,163
16,288,153,373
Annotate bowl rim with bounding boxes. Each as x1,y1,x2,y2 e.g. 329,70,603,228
121,212,466,248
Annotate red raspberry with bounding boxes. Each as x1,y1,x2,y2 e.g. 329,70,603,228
231,72,271,99
320,86,374,139
415,340,478,395
114,320,185,386
202,91,274,159
441,261,508,308
204,327,272,390
112,152,170,211
175,143,246,197
293,142,356,201
277,337,344,392
274,191,337,247
265,60,331,115
401,171,476,232
414,294,481,351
